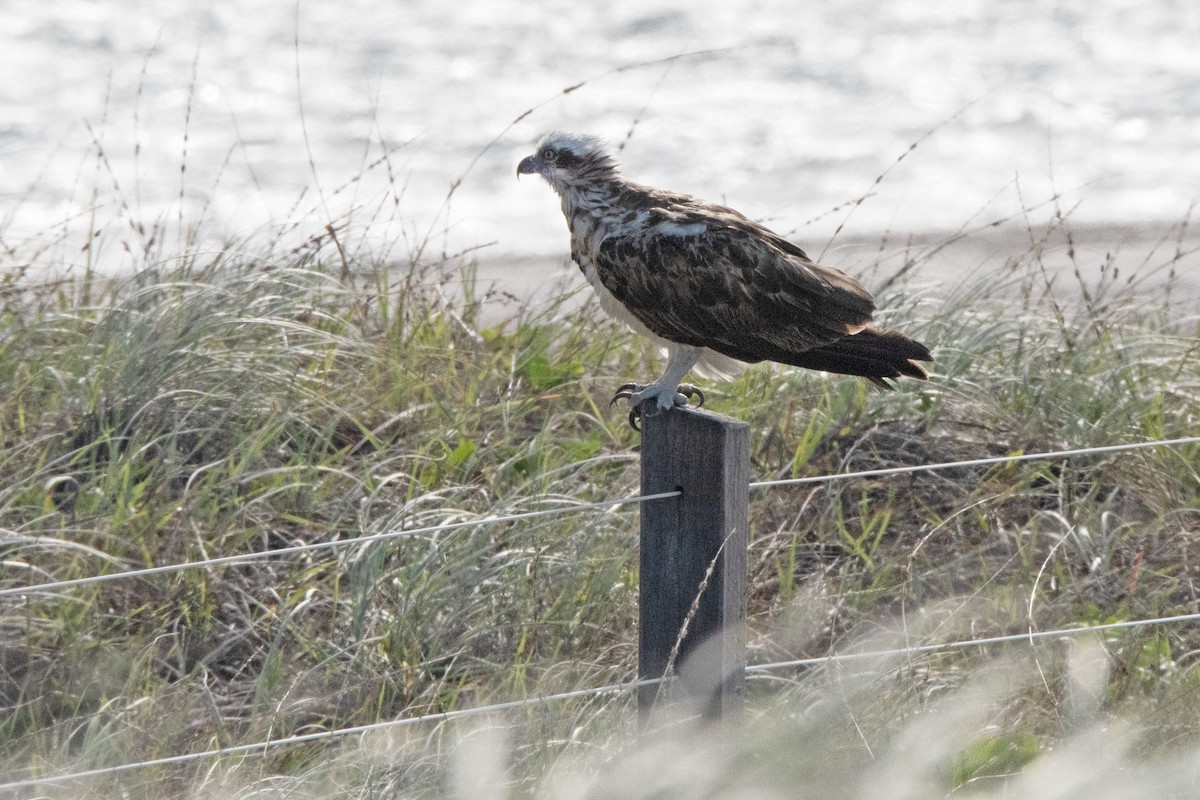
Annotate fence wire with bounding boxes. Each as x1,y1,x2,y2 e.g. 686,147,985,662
746,609,1200,674
5,609,1199,792
0,490,683,599
4,433,1200,789
0,678,660,792
4,436,1197,600
749,434,1200,489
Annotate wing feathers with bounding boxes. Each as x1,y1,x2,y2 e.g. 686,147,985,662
584,182,933,388
595,203,876,356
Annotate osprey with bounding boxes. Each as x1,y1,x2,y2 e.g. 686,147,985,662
517,131,932,427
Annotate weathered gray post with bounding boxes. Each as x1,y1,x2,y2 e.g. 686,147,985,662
638,403,749,722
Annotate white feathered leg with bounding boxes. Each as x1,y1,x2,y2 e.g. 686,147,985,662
641,345,702,410
612,345,705,428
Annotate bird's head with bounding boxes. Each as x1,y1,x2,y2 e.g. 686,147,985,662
517,131,619,193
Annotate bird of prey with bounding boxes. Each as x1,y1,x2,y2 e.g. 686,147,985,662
517,131,932,427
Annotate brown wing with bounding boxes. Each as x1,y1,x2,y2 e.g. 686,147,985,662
593,198,877,365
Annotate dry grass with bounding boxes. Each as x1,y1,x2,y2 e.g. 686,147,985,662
0,207,1197,797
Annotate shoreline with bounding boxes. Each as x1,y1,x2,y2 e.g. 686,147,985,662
473,219,1200,310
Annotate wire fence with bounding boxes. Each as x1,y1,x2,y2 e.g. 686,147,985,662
0,678,661,793
3,433,1200,791
4,435,1197,601
0,490,683,599
6,608,1200,792
748,435,1200,490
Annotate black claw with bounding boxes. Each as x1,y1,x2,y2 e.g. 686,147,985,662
610,381,706,431
610,382,646,408
611,381,706,425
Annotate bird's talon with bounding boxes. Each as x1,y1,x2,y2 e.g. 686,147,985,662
610,391,634,407
610,380,708,430
610,383,646,407
677,383,704,405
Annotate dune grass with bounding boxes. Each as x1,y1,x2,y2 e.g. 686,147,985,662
1,206,1199,797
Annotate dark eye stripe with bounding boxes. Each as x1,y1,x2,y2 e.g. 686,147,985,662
538,145,584,169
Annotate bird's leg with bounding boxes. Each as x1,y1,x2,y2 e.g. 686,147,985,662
609,346,703,428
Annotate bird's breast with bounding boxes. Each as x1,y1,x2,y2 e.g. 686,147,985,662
566,210,607,266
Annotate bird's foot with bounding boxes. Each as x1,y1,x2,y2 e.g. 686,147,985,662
609,382,705,430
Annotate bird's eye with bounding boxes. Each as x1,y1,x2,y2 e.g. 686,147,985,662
540,147,556,161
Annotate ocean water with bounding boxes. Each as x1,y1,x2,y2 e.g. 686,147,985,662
2,0,1197,277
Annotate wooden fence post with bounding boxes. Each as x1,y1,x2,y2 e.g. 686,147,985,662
638,403,749,722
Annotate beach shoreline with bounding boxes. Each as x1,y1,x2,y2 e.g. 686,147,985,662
473,219,1200,314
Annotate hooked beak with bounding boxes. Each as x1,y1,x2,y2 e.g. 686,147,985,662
516,154,542,179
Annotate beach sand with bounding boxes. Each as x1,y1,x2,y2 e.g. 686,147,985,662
473,221,1199,319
